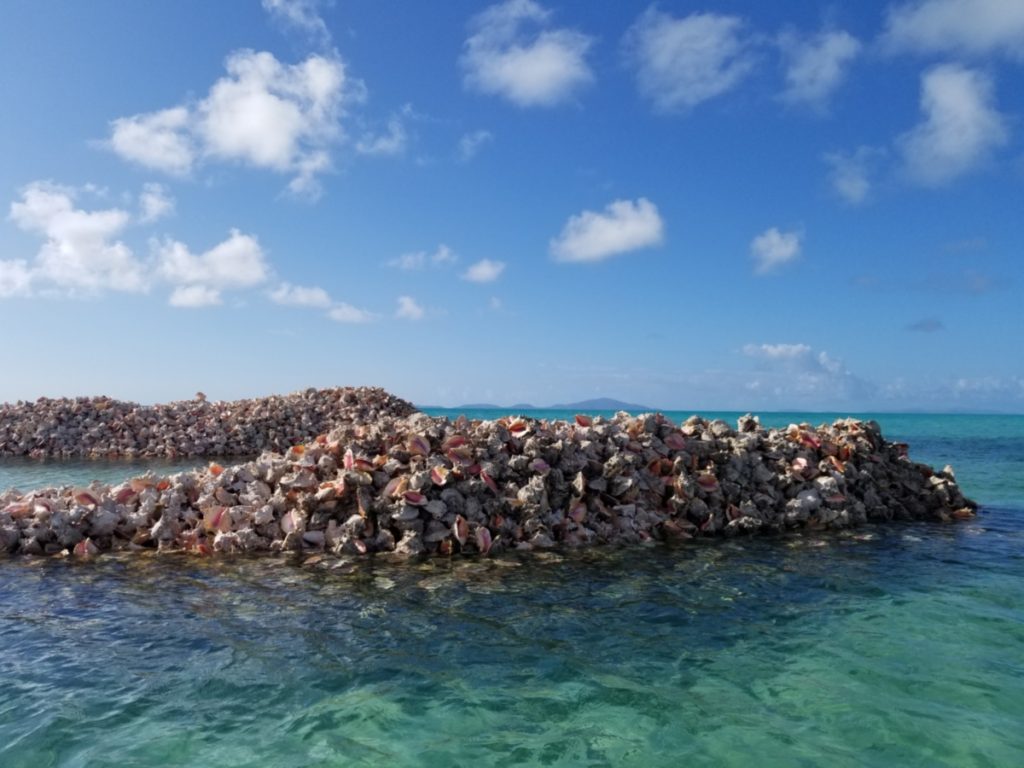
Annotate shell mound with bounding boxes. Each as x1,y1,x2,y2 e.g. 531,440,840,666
1,410,978,558
0,387,415,459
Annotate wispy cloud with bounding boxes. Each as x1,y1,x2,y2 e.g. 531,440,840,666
462,258,506,283
750,227,802,274
881,0,1024,59
778,28,861,110
823,146,885,204
395,295,425,320
262,0,331,47
550,198,664,263
897,64,1008,186
623,8,756,112
388,244,456,271
906,317,945,332
169,284,222,308
327,303,376,323
355,114,408,157
0,259,33,298
461,0,594,107
740,342,873,403
742,343,812,360
138,183,175,223
458,130,494,162
269,282,331,307
108,49,354,198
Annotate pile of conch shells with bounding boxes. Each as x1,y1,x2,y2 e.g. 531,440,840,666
0,387,415,458
0,391,978,558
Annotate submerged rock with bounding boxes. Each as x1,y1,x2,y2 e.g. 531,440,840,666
0,396,979,559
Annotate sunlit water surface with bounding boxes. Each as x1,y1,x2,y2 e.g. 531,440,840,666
1,413,1022,766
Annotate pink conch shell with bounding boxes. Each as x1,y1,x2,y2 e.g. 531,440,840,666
475,526,492,555
452,515,469,545
407,435,430,456
73,538,99,557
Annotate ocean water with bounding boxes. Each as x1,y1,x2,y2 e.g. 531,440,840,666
1,412,1022,766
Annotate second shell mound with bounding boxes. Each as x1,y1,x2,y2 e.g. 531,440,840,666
0,411,977,557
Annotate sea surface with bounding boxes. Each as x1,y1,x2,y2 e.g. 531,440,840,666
1,412,1022,766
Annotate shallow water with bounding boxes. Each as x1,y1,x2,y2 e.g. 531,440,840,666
0,457,213,495
1,413,1022,766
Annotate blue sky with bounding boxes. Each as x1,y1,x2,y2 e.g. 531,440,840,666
1,0,1022,411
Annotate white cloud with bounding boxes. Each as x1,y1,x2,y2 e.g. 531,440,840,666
882,0,1024,59
154,229,270,306
779,30,861,109
269,282,331,307
262,0,330,46
8,181,147,295
458,130,494,162
461,0,594,107
741,343,868,399
355,115,407,156
823,146,884,204
327,303,376,323
750,227,802,274
743,343,812,360
169,284,222,308
0,259,33,298
550,198,664,263
138,183,175,223
897,64,1008,186
109,50,351,196
461,258,506,283
396,295,425,320
388,244,456,270
109,107,196,176
623,8,755,111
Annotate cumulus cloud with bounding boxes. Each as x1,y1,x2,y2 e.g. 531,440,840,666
881,0,1024,59
750,227,802,274
461,0,594,107
262,0,330,46
550,198,664,263
109,49,351,197
7,181,147,296
778,29,861,109
461,258,506,283
823,146,884,204
458,130,494,162
355,115,408,156
395,295,425,320
623,8,755,112
138,183,175,223
108,107,196,176
269,282,331,307
897,64,1008,186
388,244,456,271
154,229,270,307
328,303,376,323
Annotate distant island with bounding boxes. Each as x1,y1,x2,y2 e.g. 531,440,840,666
420,397,656,412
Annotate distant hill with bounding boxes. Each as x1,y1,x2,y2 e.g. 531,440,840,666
549,397,655,412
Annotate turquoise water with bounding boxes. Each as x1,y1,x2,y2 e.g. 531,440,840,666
1,413,1022,766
